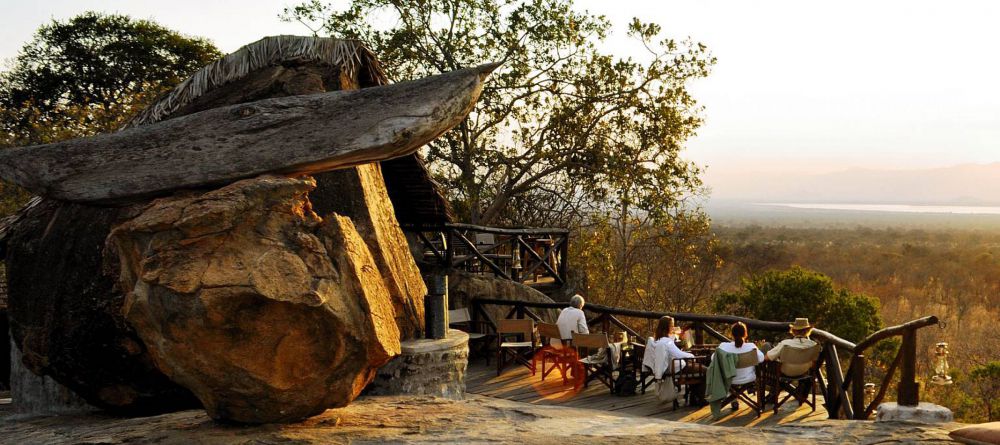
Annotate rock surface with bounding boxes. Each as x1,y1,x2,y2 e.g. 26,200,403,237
311,163,426,339
0,394,963,444
448,269,561,322
108,175,401,423
4,199,200,414
0,63,497,203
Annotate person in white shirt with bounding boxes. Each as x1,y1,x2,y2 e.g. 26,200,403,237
715,322,765,385
645,316,700,379
553,294,589,347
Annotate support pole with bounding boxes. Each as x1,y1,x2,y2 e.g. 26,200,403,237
898,329,919,406
851,354,866,419
425,274,448,339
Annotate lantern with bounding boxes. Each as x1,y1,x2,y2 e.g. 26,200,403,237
930,342,953,385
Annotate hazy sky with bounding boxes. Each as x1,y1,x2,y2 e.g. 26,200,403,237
2,0,998,195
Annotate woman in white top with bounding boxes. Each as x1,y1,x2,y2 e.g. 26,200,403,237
644,316,700,379
716,322,765,385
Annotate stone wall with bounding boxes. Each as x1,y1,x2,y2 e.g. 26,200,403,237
367,330,469,399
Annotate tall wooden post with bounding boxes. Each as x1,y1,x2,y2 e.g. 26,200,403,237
825,345,848,419
851,354,866,419
898,329,919,406
558,233,569,284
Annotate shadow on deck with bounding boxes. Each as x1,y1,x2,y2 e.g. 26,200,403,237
466,361,829,427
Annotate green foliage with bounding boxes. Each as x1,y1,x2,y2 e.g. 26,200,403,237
0,12,220,218
284,0,714,226
0,11,221,146
714,266,883,342
968,361,1000,421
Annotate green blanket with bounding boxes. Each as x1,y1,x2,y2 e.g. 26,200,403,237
705,349,737,418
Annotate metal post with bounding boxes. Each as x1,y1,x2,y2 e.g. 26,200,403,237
851,354,866,419
424,274,448,339
898,329,919,406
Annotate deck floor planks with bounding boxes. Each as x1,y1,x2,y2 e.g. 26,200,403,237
466,362,831,428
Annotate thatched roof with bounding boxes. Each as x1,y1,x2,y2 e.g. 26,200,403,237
126,35,388,127
124,35,452,226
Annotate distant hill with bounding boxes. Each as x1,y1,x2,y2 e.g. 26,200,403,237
709,162,1000,205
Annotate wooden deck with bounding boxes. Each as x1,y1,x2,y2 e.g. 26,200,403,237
466,361,830,427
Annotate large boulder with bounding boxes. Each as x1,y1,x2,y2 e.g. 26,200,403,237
108,175,401,423
447,270,560,324
4,199,200,414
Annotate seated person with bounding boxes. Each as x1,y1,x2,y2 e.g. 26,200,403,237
644,316,701,379
766,318,820,377
553,294,588,347
715,322,764,385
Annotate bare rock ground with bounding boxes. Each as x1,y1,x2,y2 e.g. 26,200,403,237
0,394,961,444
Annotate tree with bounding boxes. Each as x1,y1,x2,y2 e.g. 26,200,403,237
0,12,221,146
573,208,723,313
714,266,883,343
0,12,220,217
968,361,1000,421
284,0,713,226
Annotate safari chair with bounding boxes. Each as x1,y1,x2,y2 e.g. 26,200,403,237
537,322,574,384
449,307,495,364
673,356,709,407
768,344,823,413
496,318,538,376
717,349,766,416
573,332,615,392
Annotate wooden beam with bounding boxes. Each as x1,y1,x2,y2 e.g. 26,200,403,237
0,63,499,203
443,222,569,236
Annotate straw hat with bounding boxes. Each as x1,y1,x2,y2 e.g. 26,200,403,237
790,318,813,331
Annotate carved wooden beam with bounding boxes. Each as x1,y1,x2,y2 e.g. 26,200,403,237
0,63,499,203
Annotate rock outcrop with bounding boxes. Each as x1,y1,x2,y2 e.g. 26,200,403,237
311,163,426,339
108,175,402,423
447,270,560,323
4,199,200,414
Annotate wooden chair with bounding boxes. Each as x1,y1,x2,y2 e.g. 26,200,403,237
672,356,709,407
449,307,495,364
496,318,537,376
537,322,574,384
717,350,766,416
573,332,615,392
767,344,823,413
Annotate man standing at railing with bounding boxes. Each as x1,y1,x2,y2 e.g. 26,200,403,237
553,294,589,347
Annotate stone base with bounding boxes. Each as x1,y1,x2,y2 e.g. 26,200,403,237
367,330,468,399
875,402,953,423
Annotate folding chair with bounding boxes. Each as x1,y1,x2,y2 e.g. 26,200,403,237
449,307,495,364
673,356,709,407
496,318,537,376
639,338,658,394
573,332,615,392
717,350,765,416
770,344,823,413
537,322,574,384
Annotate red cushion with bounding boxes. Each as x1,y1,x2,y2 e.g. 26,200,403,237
950,422,1000,445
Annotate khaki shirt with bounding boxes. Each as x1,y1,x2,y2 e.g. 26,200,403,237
766,336,819,377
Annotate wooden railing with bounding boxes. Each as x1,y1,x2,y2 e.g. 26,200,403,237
468,297,938,420
405,222,569,287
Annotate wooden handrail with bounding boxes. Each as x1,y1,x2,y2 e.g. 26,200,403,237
852,316,938,353
470,297,856,350
469,297,940,420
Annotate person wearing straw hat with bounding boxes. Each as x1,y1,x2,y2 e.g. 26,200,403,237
765,318,819,378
